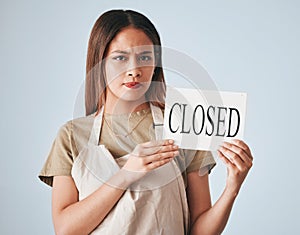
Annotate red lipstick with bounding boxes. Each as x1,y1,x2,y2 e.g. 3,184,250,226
124,82,141,88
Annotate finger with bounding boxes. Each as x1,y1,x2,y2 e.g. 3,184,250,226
134,141,177,156
217,150,235,170
219,146,245,171
145,144,178,155
157,144,179,153
231,139,253,160
223,141,252,165
146,157,173,170
145,150,179,164
141,139,174,148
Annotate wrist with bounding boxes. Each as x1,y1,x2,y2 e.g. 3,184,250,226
106,169,136,190
224,184,240,199
118,168,147,186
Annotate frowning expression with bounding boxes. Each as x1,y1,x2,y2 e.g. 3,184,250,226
104,27,155,104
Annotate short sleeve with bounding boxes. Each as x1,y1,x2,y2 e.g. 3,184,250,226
186,150,216,175
38,122,76,187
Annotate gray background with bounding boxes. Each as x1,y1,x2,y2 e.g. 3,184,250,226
1,0,299,234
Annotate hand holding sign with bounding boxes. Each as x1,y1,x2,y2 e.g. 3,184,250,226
163,87,247,151
218,139,253,195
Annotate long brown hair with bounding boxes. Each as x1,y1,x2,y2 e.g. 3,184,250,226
85,9,166,116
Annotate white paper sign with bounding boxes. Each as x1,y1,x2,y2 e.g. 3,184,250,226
163,87,247,151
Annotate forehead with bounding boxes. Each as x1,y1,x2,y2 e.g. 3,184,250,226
107,27,154,54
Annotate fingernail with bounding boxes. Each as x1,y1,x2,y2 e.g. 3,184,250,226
173,145,178,149
174,150,179,156
168,139,174,144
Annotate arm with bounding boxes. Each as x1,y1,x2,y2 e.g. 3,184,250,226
52,140,178,235
188,139,253,235
187,172,236,235
52,173,128,235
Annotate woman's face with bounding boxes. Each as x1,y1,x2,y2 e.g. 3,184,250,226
104,27,155,107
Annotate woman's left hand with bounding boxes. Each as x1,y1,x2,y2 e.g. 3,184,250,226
217,139,253,195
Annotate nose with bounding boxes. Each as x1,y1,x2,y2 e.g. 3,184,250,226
126,58,142,78
126,67,142,78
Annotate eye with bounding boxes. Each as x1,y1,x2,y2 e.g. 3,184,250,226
112,55,127,61
139,55,153,62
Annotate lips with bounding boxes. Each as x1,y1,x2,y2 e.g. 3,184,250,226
124,82,141,89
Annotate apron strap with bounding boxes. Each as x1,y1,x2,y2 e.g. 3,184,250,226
88,106,104,146
150,103,164,140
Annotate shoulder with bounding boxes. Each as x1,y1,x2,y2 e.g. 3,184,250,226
57,114,94,135
69,114,95,132
57,114,96,152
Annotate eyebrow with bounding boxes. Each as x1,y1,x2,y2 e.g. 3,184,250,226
139,51,153,55
111,50,153,55
111,50,129,54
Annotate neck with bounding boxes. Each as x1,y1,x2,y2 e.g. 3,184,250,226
104,97,150,115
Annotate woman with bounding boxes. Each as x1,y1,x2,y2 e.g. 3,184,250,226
39,9,253,235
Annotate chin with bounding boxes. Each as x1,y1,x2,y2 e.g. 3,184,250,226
119,86,149,100
118,93,146,103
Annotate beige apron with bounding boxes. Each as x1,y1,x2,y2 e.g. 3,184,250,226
71,104,189,234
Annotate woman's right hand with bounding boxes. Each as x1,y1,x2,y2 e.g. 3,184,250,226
121,139,179,181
